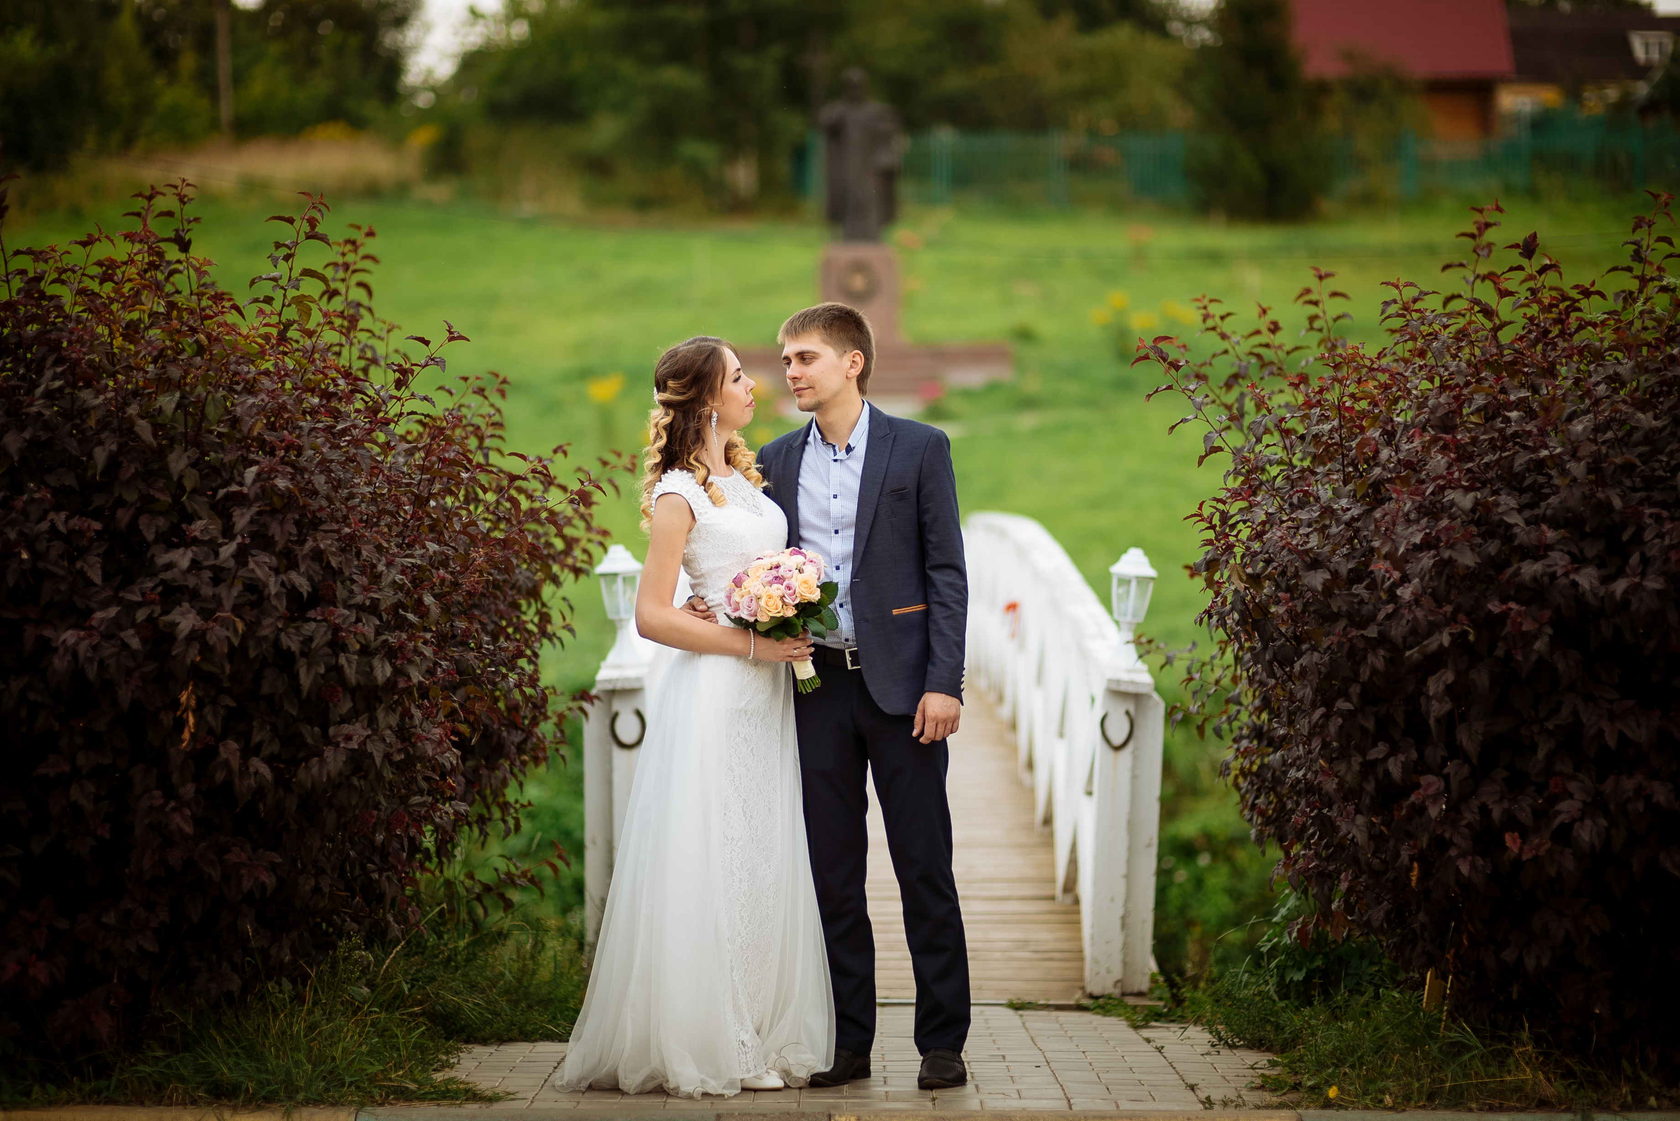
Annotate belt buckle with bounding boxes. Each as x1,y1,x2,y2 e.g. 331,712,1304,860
844,646,862,671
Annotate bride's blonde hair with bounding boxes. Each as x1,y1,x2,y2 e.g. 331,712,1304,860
639,336,765,527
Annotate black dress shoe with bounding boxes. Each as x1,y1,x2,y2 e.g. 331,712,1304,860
917,1048,967,1090
809,1048,872,1087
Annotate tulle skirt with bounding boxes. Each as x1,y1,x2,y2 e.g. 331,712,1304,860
554,642,835,1097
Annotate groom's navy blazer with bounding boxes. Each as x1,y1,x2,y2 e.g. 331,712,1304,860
759,407,967,716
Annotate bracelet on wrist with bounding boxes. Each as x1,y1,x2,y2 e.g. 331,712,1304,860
747,631,756,661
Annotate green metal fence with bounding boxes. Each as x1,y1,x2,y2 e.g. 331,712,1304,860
1399,115,1680,199
803,116,1680,210
899,129,1191,208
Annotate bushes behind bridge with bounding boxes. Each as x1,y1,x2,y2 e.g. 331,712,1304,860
1138,197,1680,1066
0,181,614,1054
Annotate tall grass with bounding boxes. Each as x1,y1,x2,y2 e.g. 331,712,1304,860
1086,888,1678,1109
0,907,587,1107
1180,976,1676,1111
4,128,424,223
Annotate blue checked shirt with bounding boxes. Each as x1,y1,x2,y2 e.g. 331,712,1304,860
797,403,872,649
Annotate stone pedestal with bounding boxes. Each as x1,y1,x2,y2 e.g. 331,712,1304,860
738,243,1013,417
821,243,903,344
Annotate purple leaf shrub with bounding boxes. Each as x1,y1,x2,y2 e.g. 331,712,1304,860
1137,197,1680,1064
0,181,618,1051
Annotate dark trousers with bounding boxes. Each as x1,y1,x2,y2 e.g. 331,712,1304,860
795,657,970,1056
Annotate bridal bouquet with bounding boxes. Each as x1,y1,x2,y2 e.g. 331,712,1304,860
723,547,840,692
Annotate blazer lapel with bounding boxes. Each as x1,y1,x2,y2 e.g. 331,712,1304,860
776,421,813,547
851,407,894,568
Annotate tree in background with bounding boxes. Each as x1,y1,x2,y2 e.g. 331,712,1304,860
230,0,417,136
440,0,832,208
134,0,416,138
0,0,415,171
431,0,1195,208
1187,0,1328,219
826,0,1190,131
0,0,147,169
986,14,1195,132
1322,51,1426,207
820,0,1018,130
1643,55,1680,118
1034,0,1173,35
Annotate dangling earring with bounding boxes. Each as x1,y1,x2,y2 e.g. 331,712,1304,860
710,410,719,439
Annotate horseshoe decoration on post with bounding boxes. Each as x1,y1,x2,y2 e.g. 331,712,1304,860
1099,706,1134,752
610,706,646,749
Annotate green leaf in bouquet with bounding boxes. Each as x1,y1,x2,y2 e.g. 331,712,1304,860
818,581,839,605
820,607,839,631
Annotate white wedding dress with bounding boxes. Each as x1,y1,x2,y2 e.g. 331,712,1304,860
554,468,834,1098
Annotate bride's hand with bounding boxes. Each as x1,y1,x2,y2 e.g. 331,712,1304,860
755,633,814,663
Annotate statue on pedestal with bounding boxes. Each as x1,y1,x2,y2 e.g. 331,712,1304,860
819,68,904,243
719,66,1008,407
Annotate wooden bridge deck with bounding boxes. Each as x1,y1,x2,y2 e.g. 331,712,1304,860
866,691,1085,1004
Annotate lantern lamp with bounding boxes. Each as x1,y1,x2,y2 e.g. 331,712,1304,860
1108,547,1157,665
595,544,645,672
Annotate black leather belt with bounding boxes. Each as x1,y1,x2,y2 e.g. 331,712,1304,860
811,645,863,671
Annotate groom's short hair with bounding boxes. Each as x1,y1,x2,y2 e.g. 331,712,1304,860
779,302,875,396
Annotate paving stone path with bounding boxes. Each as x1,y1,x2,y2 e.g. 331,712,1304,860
383,674,1277,1115
423,1005,1274,1112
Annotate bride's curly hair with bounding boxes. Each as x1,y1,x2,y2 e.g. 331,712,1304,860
639,336,766,527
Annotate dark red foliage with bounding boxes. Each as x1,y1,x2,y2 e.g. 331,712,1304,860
1137,197,1680,1064
0,181,617,1052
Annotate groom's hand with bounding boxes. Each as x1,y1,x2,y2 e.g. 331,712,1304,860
679,594,716,623
913,692,961,744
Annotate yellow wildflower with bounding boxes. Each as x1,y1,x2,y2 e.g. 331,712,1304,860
586,372,625,405
1106,290,1131,311
1090,308,1113,326
1130,310,1161,331
405,123,442,150
1162,299,1196,324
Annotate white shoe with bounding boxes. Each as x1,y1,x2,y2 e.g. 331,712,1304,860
741,1070,786,1091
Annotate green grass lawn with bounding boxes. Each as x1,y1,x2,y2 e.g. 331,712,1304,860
7,184,1651,975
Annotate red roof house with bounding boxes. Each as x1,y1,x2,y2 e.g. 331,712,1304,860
1287,0,1516,141
1504,8,1680,117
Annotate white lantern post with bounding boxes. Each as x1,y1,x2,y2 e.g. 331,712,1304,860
1107,547,1157,671
584,543,651,943
1094,543,1163,995
595,543,645,675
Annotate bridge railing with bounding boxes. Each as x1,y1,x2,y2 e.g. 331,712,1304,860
581,514,1163,996
963,512,1163,996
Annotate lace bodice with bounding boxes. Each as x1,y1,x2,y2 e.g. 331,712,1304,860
651,469,787,613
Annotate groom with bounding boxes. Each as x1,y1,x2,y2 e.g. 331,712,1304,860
765,302,970,1090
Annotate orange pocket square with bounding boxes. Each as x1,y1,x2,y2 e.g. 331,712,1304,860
891,603,928,615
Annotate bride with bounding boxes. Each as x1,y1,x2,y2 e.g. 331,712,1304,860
553,336,836,1097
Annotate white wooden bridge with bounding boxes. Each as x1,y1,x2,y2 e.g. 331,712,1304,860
582,512,1165,1002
